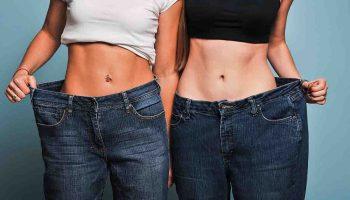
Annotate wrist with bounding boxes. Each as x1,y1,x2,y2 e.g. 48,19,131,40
13,65,31,77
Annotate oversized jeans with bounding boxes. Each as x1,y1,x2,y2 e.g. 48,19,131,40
171,77,309,200
30,79,169,200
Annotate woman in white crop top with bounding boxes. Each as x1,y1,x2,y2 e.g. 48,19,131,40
5,0,182,199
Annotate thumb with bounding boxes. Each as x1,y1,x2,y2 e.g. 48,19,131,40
302,80,318,91
302,81,311,90
27,75,37,89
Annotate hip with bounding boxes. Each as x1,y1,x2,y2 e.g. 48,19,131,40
171,77,308,130
30,78,167,131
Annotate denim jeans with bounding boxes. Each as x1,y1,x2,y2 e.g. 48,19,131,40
30,79,169,200
170,77,309,200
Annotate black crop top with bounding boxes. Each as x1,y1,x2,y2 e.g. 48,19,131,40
186,0,281,43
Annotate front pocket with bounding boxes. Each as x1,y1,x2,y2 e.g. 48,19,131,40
259,95,296,124
129,94,165,120
170,112,183,127
33,105,69,127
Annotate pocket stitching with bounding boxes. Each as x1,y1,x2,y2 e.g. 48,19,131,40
36,108,69,127
258,96,297,124
259,110,296,123
129,104,165,120
170,113,183,126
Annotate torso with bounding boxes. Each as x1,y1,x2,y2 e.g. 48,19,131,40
60,43,154,96
177,39,276,101
177,0,280,101
59,0,175,96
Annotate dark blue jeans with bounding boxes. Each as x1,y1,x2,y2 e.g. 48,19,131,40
171,78,309,200
30,80,169,200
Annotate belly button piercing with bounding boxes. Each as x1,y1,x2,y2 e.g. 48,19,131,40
105,74,112,82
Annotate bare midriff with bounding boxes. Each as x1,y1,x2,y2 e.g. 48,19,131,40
177,38,277,102
60,42,154,97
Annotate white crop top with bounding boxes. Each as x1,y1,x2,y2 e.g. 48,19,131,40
60,0,178,66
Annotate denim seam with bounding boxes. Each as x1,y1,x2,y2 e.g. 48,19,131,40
219,111,225,158
35,109,69,127
190,110,217,117
128,87,159,103
129,104,166,120
93,99,108,161
170,113,183,126
257,98,298,124
259,109,297,124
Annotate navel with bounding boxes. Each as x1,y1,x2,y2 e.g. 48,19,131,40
105,74,113,82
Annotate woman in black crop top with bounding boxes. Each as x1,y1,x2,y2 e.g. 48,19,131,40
171,0,328,199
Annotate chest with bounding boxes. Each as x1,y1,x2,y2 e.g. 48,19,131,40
186,0,280,27
66,0,160,30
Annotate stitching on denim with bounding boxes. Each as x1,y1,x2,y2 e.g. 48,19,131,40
219,110,225,158
170,113,183,126
93,98,108,161
36,109,69,127
129,104,165,120
129,88,159,103
259,109,296,123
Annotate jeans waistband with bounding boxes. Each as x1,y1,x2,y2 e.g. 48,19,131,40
174,77,305,115
30,79,161,111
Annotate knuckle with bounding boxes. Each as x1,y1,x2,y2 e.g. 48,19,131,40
13,78,21,84
23,88,31,94
9,82,16,88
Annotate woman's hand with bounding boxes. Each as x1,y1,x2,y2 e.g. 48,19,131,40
302,78,328,105
5,69,37,103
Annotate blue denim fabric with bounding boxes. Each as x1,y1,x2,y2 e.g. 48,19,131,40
171,77,309,200
30,80,169,200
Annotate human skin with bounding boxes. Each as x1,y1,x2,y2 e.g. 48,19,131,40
177,0,328,104
4,0,183,186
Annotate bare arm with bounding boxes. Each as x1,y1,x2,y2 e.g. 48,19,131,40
268,0,300,78
268,0,328,105
5,0,67,102
154,0,182,132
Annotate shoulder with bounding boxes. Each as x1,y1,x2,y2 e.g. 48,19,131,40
156,0,179,13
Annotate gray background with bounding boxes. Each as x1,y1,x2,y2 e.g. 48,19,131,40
1,0,349,199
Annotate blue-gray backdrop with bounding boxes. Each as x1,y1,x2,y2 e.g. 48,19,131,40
0,0,349,199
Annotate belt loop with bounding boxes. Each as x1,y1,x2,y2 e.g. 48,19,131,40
183,99,191,119
248,97,258,115
122,92,131,113
67,95,74,113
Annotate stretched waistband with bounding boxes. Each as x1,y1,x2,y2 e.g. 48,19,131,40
174,77,305,114
30,79,161,111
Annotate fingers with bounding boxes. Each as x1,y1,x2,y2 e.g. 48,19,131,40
310,89,327,98
13,77,31,95
302,81,312,90
5,90,16,103
303,78,328,105
308,95,326,102
4,75,36,103
8,82,26,99
5,87,20,103
308,79,327,92
27,75,37,89
317,99,327,105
